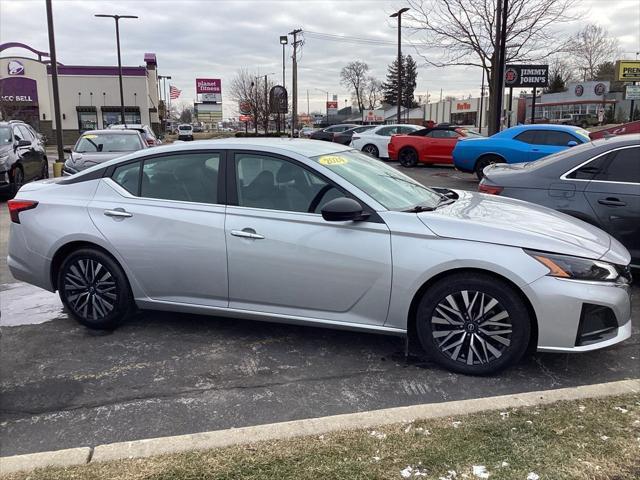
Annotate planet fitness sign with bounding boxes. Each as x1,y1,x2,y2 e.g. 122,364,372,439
196,78,221,94
504,64,549,88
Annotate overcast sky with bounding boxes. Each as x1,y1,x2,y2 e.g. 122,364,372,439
1,0,639,118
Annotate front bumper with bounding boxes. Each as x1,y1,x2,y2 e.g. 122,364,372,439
523,275,632,352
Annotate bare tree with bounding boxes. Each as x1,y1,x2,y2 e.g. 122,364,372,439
229,69,277,133
363,77,383,109
340,61,369,112
406,0,578,133
567,24,619,81
544,56,575,93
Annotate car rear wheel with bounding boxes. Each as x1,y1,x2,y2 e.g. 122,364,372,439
415,272,531,375
362,144,379,158
58,248,134,330
475,155,503,180
10,165,24,196
399,148,419,167
41,159,49,179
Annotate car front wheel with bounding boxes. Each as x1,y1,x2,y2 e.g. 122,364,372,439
58,248,134,330
362,144,379,158
416,272,531,375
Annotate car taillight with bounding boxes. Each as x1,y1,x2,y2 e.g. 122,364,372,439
146,139,155,146
478,183,503,195
8,200,38,223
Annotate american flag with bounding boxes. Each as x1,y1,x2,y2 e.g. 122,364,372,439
169,85,181,100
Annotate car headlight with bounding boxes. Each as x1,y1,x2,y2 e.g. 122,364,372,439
525,250,629,283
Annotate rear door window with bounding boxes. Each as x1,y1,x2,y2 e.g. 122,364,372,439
593,147,640,183
112,162,141,195
537,131,579,146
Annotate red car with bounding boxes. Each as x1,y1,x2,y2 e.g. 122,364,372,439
388,127,482,167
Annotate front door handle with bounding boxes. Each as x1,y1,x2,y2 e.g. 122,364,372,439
104,208,133,218
231,228,265,240
598,198,626,207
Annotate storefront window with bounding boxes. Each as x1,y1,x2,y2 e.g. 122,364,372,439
450,112,477,126
77,110,98,132
101,108,141,127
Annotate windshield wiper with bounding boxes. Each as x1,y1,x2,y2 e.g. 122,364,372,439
404,204,435,212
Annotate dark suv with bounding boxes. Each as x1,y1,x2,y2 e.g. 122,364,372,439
0,121,48,198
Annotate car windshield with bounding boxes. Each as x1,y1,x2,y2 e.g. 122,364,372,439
75,133,142,153
311,149,442,210
0,127,12,145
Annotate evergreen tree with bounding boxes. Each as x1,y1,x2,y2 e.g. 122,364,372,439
402,55,419,108
382,55,419,109
544,73,566,94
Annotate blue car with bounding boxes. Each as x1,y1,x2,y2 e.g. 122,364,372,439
453,124,590,179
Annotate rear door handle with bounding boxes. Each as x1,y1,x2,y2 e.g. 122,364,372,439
598,198,626,207
104,208,133,218
231,228,265,240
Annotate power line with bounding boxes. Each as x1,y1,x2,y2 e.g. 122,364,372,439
303,30,431,47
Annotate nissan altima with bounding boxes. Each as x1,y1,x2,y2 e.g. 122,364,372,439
7,139,632,375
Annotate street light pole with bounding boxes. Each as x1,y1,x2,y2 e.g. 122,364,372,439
390,7,409,124
45,0,64,171
316,88,329,124
95,14,138,126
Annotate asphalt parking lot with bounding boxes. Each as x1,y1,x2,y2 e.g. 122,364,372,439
0,163,638,457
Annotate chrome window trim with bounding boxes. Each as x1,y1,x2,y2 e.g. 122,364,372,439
559,145,640,185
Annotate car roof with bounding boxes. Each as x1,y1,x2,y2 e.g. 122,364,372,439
81,129,141,135
508,124,584,132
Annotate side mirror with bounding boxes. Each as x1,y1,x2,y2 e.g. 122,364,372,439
16,139,31,148
321,197,367,222
63,147,73,154
567,140,578,147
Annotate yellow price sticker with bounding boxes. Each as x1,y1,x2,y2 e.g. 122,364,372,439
318,155,348,166
82,134,98,139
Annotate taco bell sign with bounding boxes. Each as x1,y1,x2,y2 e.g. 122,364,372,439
196,78,221,94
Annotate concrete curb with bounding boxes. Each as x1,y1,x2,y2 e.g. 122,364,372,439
2,379,638,474
0,447,92,476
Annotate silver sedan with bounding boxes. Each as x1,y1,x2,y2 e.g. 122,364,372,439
7,139,633,375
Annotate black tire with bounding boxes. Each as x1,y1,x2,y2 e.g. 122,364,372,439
58,248,134,330
399,147,419,167
415,272,531,375
362,144,379,158
474,155,503,180
41,159,49,179
10,165,24,197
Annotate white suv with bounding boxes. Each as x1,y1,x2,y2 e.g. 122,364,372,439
178,124,194,141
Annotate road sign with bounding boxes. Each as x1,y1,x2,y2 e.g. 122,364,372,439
504,65,549,88
625,84,640,100
326,101,338,115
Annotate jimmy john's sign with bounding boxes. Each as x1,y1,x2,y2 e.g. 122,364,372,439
504,64,549,88
615,60,640,82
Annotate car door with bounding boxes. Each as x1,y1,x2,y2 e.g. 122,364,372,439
14,125,38,179
530,130,580,161
430,129,459,161
225,150,392,325
583,146,640,261
88,151,229,307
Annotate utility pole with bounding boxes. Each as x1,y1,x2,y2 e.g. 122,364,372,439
45,0,64,171
390,7,409,124
490,0,508,134
478,68,485,134
95,14,138,126
290,28,302,137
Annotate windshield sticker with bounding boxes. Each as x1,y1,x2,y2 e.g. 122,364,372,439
318,155,348,166
82,134,98,139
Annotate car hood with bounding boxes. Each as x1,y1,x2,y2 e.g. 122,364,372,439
417,190,613,259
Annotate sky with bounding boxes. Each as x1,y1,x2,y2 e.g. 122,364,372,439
1,0,639,118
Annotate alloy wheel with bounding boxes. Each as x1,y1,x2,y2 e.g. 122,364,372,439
363,145,378,157
399,149,418,167
430,290,512,366
64,259,117,320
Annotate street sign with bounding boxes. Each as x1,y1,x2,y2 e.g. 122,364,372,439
504,65,549,88
625,85,640,100
239,100,252,115
269,85,288,114
615,60,640,82
326,101,338,115
239,114,252,122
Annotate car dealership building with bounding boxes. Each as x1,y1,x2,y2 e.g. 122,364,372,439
0,42,160,144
